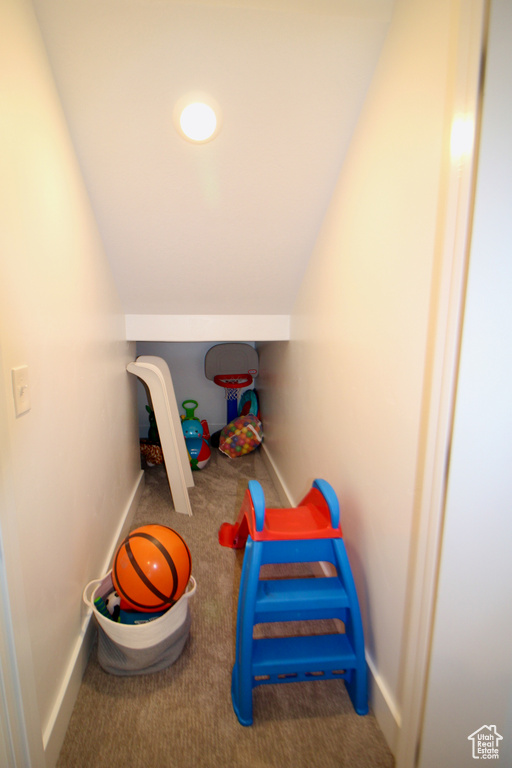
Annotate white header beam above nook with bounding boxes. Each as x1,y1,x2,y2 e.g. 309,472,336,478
125,315,290,342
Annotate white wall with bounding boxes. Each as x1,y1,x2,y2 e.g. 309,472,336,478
418,1,512,765
0,0,141,763
257,0,480,751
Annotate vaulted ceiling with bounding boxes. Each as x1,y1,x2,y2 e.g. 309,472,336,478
33,0,394,316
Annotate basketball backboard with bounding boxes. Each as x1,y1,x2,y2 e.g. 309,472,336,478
204,343,258,381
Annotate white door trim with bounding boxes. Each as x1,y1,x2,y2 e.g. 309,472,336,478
0,349,46,767
395,2,489,766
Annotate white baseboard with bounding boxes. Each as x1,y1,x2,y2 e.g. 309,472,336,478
260,444,400,754
366,653,401,754
43,470,145,767
43,619,96,768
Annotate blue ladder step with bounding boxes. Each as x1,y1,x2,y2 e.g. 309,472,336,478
252,633,357,680
254,577,349,623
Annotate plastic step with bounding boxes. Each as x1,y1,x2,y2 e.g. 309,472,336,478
254,577,349,623
252,633,357,679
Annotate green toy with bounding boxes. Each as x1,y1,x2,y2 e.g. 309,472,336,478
181,399,199,420
146,405,160,444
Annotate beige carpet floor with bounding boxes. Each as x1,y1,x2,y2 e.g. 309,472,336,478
57,448,394,768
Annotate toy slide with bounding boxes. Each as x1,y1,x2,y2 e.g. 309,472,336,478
219,479,368,724
218,478,341,548
127,356,194,516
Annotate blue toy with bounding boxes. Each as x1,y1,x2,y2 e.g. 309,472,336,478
219,479,368,725
181,400,211,470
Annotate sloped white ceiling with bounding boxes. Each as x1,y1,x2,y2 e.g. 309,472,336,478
33,0,393,316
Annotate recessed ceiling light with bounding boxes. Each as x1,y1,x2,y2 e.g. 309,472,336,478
180,103,216,142
174,94,221,144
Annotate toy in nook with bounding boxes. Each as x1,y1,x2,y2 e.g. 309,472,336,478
180,399,211,470
146,404,159,443
218,388,263,458
140,405,164,466
105,590,121,620
204,343,259,424
93,587,169,625
204,344,263,457
237,389,260,420
112,524,192,613
219,414,262,458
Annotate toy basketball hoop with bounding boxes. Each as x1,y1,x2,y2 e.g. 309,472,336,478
214,374,253,422
205,344,259,424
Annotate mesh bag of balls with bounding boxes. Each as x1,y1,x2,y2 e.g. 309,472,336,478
218,414,263,458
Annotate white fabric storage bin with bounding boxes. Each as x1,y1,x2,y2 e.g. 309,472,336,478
83,571,196,675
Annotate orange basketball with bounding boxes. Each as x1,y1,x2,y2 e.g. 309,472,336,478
112,525,192,612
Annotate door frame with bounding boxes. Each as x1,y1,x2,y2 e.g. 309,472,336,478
0,350,46,768
395,2,489,765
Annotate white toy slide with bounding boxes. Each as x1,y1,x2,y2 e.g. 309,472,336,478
127,356,194,515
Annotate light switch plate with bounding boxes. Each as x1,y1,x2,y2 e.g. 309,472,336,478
12,366,31,417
